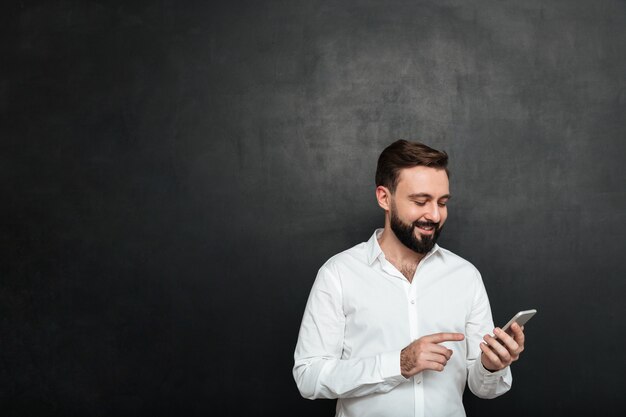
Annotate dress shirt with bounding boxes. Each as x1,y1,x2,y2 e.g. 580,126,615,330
293,229,512,417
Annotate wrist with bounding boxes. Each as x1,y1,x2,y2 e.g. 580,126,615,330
400,347,413,378
480,353,499,373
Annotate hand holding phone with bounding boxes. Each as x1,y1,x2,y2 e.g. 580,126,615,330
499,309,537,338
481,309,536,371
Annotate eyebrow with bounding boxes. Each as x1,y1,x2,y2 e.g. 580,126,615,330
408,193,452,200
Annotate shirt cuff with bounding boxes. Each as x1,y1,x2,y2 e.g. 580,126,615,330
380,350,409,383
477,361,509,378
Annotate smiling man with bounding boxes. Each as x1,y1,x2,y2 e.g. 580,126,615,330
293,140,526,417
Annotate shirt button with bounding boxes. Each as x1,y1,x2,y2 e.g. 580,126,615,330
416,379,422,384
410,299,415,304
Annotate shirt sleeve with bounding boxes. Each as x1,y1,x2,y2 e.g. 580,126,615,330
465,269,513,399
293,263,408,399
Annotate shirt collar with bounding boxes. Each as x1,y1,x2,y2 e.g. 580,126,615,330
366,228,440,265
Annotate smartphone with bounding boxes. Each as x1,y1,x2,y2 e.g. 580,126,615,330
500,309,537,336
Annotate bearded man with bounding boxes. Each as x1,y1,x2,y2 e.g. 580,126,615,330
293,140,526,417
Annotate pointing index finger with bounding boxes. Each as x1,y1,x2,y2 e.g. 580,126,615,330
423,332,465,344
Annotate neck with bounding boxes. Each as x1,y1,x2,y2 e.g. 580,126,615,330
378,226,426,276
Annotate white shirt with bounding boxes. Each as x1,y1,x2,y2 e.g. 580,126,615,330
293,229,512,417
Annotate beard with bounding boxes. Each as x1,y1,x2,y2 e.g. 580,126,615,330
389,203,443,254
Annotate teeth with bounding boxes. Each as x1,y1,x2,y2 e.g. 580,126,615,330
415,224,436,231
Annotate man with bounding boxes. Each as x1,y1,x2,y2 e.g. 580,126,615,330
293,140,526,417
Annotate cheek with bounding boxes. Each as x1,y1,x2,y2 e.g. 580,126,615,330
405,207,426,221
396,202,419,218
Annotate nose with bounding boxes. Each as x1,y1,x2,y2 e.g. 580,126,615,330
424,202,441,223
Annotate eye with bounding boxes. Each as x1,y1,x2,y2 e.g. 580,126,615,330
414,201,426,206
438,201,448,207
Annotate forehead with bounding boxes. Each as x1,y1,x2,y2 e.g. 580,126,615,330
396,166,450,196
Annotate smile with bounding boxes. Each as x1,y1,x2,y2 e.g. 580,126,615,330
416,225,435,234
414,221,438,236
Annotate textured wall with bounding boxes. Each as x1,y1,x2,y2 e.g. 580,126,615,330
3,0,625,415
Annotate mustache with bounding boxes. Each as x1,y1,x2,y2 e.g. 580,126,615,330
413,220,440,229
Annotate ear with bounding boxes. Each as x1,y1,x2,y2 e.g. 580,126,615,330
376,186,392,211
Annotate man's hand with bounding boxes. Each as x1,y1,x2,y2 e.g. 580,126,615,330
480,322,525,372
400,332,465,378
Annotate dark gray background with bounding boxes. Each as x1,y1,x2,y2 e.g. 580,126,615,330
3,0,625,416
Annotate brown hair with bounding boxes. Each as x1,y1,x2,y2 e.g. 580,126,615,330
375,140,449,193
